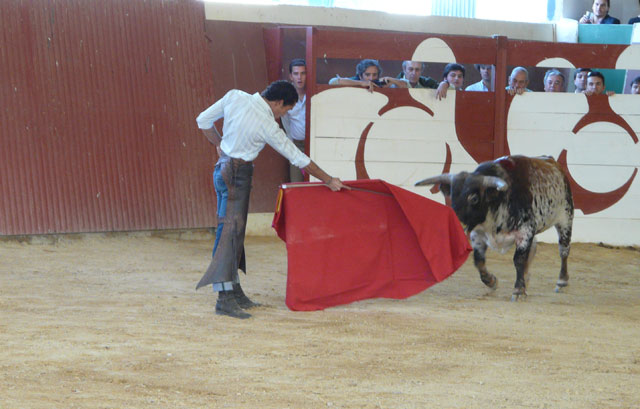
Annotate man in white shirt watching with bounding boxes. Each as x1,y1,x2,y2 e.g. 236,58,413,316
195,80,348,319
281,59,307,183
465,64,493,92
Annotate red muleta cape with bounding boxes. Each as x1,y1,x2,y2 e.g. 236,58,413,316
272,179,471,311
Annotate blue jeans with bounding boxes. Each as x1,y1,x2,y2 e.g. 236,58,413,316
212,164,228,258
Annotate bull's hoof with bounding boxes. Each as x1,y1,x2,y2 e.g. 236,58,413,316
482,275,498,290
554,280,569,293
510,289,527,302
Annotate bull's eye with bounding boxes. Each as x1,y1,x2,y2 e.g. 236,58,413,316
468,193,479,205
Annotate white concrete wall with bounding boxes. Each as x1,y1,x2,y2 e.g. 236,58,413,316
204,3,557,42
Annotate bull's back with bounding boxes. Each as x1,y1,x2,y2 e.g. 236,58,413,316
519,157,572,233
498,156,573,234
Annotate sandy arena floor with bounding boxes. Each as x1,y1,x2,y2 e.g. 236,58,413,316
0,231,638,409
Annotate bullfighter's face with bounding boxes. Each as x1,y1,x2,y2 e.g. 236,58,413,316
270,100,294,120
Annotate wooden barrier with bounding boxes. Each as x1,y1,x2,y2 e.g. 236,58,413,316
294,28,640,245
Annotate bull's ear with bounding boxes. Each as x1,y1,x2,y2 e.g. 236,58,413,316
415,173,455,197
415,174,452,187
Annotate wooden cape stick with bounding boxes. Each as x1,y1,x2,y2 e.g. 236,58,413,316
281,183,392,197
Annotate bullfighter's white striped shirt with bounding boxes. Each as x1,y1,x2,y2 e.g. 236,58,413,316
196,90,311,168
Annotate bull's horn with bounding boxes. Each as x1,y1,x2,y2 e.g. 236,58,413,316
481,176,508,191
415,174,453,187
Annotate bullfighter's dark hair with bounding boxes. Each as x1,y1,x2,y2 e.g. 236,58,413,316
289,58,306,73
261,80,299,106
631,75,640,86
356,59,382,79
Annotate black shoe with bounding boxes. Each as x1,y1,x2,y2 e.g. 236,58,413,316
233,283,261,309
216,291,251,319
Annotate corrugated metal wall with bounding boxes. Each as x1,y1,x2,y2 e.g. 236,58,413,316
203,20,290,216
0,0,219,235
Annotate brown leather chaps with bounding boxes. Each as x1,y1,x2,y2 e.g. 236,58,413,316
196,155,253,290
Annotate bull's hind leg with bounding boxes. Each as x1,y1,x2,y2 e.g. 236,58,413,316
523,237,537,288
554,223,572,292
470,232,497,290
511,236,535,302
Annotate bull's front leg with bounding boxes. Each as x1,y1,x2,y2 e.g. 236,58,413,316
511,235,535,301
470,231,497,290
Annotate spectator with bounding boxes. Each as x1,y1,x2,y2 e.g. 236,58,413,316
436,63,465,100
506,67,532,96
579,0,620,24
281,59,307,183
544,69,566,92
583,71,615,96
573,68,592,93
465,64,493,92
397,60,440,89
329,59,408,92
629,1,640,24
629,76,640,94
